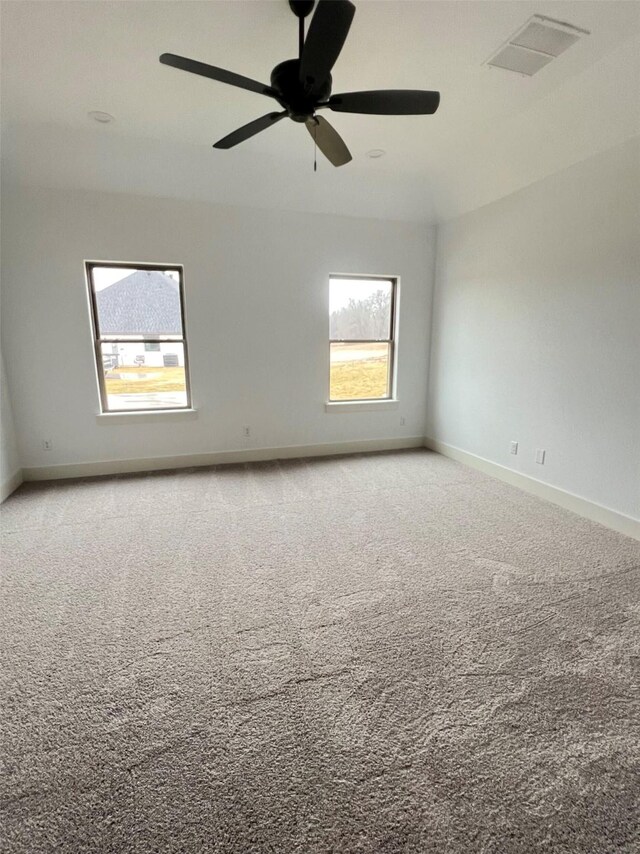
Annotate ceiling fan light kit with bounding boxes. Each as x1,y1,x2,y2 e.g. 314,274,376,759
159,0,440,167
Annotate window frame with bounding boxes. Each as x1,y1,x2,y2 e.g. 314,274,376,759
86,260,193,414
328,273,398,403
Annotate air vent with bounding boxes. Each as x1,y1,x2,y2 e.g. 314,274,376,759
486,15,590,76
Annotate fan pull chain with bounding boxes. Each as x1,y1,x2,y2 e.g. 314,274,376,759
313,122,317,172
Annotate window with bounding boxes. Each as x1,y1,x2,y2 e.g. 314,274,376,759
86,262,191,412
329,275,397,401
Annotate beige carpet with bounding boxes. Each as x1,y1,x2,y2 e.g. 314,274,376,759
1,449,639,853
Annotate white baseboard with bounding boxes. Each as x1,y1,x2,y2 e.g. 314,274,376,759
18,436,640,542
425,437,640,542
22,436,425,482
1,468,23,503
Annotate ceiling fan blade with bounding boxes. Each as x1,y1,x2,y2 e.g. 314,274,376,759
299,0,355,93
328,89,441,115
305,116,352,167
160,53,276,98
214,112,288,149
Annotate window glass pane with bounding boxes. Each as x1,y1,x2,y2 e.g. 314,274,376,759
330,342,390,401
330,278,392,341
92,267,183,336
101,342,187,410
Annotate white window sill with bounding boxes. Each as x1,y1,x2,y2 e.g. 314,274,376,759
96,408,198,425
325,400,399,413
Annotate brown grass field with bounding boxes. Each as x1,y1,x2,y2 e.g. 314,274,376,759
330,343,389,400
330,359,388,400
106,353,389,401
105,366,186,395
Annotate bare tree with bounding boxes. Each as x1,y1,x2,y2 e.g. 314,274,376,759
330,289,391,340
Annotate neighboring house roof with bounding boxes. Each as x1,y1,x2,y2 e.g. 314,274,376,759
96,270,182,335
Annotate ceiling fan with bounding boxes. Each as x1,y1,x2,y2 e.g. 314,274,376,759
159,0,440,167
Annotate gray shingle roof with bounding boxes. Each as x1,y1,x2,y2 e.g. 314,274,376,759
96,270,182,335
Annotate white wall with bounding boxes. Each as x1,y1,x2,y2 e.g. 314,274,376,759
0,349,22,499
1,186,434,471
427,137,640,522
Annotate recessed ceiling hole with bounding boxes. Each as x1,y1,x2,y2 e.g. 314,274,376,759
88,111,115,124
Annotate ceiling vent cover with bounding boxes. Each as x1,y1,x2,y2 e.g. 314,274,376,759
486,15,589,76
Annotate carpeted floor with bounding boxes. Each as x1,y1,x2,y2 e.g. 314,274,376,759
1,449,639,853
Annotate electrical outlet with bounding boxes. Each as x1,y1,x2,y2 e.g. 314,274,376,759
510,441,518,455
535,448,546,464
400,416,406,427
243,426,250,438
42,439,53,451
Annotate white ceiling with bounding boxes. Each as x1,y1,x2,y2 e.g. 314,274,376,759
2,0,639,221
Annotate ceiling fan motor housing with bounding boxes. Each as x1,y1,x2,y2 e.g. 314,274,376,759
270,59,331,121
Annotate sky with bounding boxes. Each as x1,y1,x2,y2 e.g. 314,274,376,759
91,267,389,312
91,267,180,292
330,278,392,314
